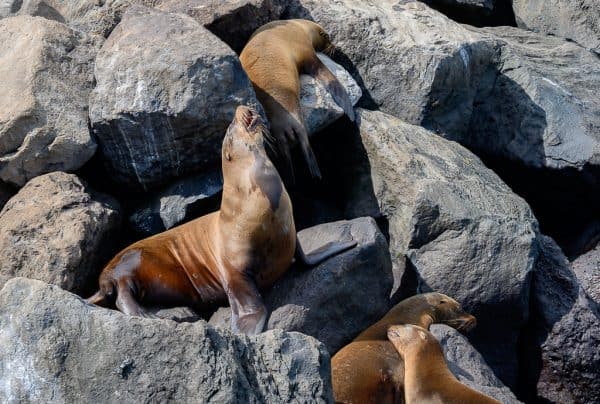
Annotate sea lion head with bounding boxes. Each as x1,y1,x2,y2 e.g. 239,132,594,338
387,324,436,357
297,20,335,55
424,292,477,332
222,106,270,164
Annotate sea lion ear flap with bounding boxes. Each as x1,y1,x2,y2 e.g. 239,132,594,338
418,330,428,341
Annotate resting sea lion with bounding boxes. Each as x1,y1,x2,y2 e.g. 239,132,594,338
387,324,500,404
87,106,355,334
240,19,356,181
331,293,476,403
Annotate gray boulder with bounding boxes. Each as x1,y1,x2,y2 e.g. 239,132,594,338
158,0,287,53
468,26,600,172
129,169,223,237
0,0,158,38
210,217,393,354
520,235,600,403
323,109,538,387
0,172,121,296
285,0,498,136
431,325,522,404
0,15,98,186
0,278,334,403
512,0,600,54
572,242,600,305
89,5,261,191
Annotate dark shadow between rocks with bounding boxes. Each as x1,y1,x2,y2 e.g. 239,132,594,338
516,236,580,402
420,0,517,28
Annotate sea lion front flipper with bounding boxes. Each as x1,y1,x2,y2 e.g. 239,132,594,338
224,271,267,335
296,237,357,267
305,56,356,122
115,279,158,319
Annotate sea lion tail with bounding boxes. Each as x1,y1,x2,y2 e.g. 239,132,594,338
86,281,115,307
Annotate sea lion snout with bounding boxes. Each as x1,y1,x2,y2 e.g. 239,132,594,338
442,312,477,332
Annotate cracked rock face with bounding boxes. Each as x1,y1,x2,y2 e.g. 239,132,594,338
0,15,98,186
89,5,262,191
0,278,334,403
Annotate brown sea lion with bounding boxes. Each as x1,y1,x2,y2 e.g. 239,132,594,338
87,106,355,334
387,324,500,404
240,19,356,181
331,293,476,404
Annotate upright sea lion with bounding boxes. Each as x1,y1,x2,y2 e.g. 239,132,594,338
240,19,356,181
387,324,500,404
332,293,476,404
87,106,355,334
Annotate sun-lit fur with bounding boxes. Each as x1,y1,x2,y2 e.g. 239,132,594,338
331,293,477,404
388,325,500,404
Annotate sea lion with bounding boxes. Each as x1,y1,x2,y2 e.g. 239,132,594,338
331,293,476,404
240,19,356,181
87,106,355,334
387,324,500,404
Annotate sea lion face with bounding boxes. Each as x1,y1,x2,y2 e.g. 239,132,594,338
222,106,267,163
297,20,334,54
425,293,477,332
387,324,434,356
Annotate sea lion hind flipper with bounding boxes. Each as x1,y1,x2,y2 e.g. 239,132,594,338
305,56,356,122
114,280,157,319
289,120,321,179
225,272,267,335
296,237,357,267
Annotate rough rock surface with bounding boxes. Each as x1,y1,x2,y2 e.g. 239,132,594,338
0,172,121,296
285,0,498,136
572,242,600,305
512,0,600,53
210,217,393,353
469,26,600,172
319,109,538,387
89,5,261,191
129,169,223,236
0,15,98,186
431,325,521,404
520,235,600,403
0,278,334,403
158,0,286,53
0,0,160,38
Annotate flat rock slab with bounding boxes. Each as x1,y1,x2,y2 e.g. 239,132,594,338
210,217,393,354
0,278,334,403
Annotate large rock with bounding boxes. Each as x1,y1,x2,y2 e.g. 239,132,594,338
512,0,600,53
0,0,159,38
468,26,600,172
0,172,121,296
0,16,98,186
431,325,521,404
89,5,261,191
0,278,333,403
285,0,498,136
572,242,600,305
317,109,538,387
158,0,287,53
210,217,393,354
519,235,600,403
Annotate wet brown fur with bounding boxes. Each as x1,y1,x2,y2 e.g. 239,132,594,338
88,106,296,334
240,19,354,181
331,293,477,404
387,325,500,404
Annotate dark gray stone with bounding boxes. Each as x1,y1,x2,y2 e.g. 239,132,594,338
0,278,334,403
210,217,393,354
512,0,600,53
520,235,600,403
0,172,121,296
572,242,600,306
